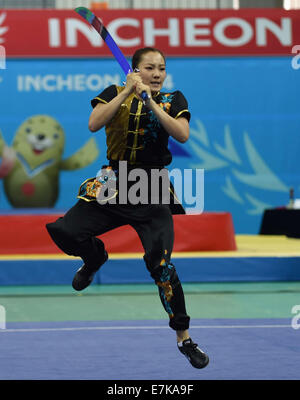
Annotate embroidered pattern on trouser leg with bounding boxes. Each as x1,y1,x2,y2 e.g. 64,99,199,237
156,257,175,318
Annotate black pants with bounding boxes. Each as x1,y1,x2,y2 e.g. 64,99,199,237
46,199,190,331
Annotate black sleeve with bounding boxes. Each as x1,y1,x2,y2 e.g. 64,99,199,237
170,91,191,122
91,85,118,109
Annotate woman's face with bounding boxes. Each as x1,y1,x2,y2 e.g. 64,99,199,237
137,51,166,93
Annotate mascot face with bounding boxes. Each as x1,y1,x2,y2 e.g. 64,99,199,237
12,115,65,169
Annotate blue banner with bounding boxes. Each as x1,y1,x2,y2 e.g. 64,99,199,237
0,57,299,233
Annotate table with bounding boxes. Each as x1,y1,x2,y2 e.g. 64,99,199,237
259,208,300,238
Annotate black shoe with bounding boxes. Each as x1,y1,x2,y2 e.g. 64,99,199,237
178,338,209,369
72,251,108,291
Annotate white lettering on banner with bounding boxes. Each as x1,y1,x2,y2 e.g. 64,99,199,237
49,19,61,47
107,18,141,47
184,18,211,46
144,18,180,47
44,74,57,91
17,74,174,92
56,75,73,91
66,18,102,47
47,16,293,49
256,18,291,46
17,74,121,92
214,18,253,47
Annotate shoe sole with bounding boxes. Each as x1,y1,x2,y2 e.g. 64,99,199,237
72,252,108,291
179,347,209,369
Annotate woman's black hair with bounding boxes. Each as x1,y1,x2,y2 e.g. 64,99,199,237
131,47,166,70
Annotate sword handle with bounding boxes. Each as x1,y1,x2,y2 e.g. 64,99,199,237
133,68,151,105
141,91,151,104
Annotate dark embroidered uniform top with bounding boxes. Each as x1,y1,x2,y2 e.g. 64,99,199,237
77,85,190,212
91,85,191,167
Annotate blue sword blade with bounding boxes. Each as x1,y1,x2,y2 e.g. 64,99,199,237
75,7,149,102
75,7,132,75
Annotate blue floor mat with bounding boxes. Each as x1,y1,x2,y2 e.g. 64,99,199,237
0,318,298,380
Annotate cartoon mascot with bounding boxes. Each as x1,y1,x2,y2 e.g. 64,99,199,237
0,115,99,207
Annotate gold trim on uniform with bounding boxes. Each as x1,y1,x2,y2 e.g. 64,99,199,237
77,195,96,203
175,109,189,119
94,97,108,104
129,100,144,164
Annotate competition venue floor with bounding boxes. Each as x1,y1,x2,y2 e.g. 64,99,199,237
0,234,300,380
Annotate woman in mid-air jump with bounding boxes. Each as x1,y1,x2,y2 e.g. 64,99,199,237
46,47,209,369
